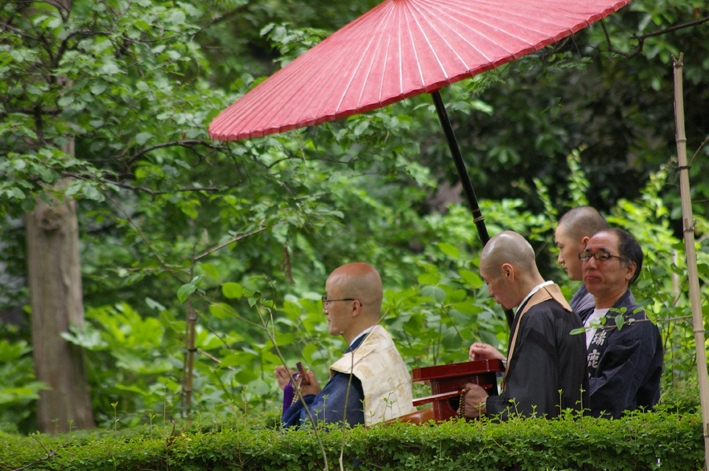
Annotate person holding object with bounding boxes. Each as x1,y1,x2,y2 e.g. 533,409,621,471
581,229,662,418
463,231,588,419
274,262,415,429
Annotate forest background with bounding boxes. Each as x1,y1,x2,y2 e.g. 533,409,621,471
0,0,708,436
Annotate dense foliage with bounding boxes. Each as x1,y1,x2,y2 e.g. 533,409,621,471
1,410,704,471
1,0,708,446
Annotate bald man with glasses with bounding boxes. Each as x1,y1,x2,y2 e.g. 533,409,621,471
581,229,663,418
274,263,415,429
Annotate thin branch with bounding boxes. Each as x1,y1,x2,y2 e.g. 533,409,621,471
655,315,693,323
672,277,689,308
9,436,73,471
641,15,709,39
193,225,267,261
601,16,709,59
2,107,62,116
690,135,709,168
0,21,38,41
124,140,226,166
259,302,330,471
42,1,71,21
191,6,249,40
84,176,245,196
600,20,644,59
105,193,188,287
267,154,307,169
10,450,59,471
109,129,139,162
54,29,110,68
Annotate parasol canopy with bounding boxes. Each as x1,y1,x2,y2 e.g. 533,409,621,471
209,0,633,328
209,0,632,141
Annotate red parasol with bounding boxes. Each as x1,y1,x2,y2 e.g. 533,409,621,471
210,0,631,141
209,0,633,327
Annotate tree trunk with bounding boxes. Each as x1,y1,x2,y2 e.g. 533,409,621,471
26,181,95,433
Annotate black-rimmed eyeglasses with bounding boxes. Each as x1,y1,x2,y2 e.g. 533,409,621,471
578,249,624,263
321,296,359,308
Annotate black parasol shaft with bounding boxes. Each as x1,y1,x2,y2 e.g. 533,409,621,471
431,91,489,244
431,90,515,329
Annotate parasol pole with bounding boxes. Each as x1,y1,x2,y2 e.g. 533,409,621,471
431,90,515,329
431,91,490,244
673,53,709,470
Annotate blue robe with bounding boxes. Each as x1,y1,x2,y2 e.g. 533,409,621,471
586,289,662,418
569,283,595,321
574,283,636,324
282,336,365,429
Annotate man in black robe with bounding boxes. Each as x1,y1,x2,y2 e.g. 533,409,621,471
463,231,588,419
580,229,662,418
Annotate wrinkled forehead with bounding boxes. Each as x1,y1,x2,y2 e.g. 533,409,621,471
586,231,619,253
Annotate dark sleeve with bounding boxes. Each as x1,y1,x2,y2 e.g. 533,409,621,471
486,307,560,419
588,321,662,418
281,372,364,429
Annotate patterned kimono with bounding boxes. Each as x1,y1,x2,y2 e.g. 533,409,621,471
586,289,662,418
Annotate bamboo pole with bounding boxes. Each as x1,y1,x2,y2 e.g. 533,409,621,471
673,53,709,470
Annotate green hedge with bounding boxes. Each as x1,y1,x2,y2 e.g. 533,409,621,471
1,411,702,471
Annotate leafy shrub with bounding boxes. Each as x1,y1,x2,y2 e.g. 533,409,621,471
1,411,702,471
0,339,49,434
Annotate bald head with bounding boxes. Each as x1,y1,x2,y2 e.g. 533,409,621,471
481,231,538,277
326,263,383,319
479,232,544,310
556,206,608,281
558,206,608,241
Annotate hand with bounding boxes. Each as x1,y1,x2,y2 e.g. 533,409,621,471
463,383,488,418
299,370,321,396
274,365,296,390
469,342,506,362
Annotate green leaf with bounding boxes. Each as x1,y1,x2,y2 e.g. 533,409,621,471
58,96,74,107
275,332,296,346
60,326,107,350
302,343,318,363
20,197,36,212
354,120,369,136
569,327,586,335
234,368,258,383
169,10,186,26
470,99,494,114
222,282,243,299
135,132,152,145
10,50,24,63
450,302,483,316
81,184,103,201
177,283,197,304
421,285,446,303
418,272,441,285
200,263,220,282
437,242,460,258
91,84,106,95
114,384,150,396
459,269,483,289
145,297,166,311
614,315,625,330
209,303,236,319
